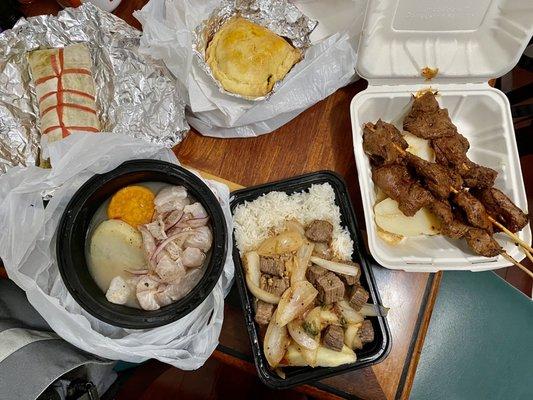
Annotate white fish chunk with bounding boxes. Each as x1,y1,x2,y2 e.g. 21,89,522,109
136,275,161,310
161,269,204,301
105,276,131,305
184,226,212,252
166,241,182,260
182,247,206,268
155,254,186,282
154,186,190,214
183,202,208,219
145,216,167,241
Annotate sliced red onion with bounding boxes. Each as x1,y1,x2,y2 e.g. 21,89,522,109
164,209,184,231
185,216,210,228
150,231,192,263
124,268,149,275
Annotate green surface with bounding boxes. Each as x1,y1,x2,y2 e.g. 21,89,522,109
410,271,533,400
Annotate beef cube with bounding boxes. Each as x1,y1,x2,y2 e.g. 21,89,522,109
339,272,359,286
337,261,360,286
348,284,369,311
259,256,285,277
316,272,345,304
322,325,344,351
260,274,289,297
359,320,374,343
305,220,333,243
306,264,327,285
255,301,275,325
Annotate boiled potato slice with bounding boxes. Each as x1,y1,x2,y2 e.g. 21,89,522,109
374,198,440,237
280,342,357,367
89,219,146,293
376,226,405,245
403,132,434,161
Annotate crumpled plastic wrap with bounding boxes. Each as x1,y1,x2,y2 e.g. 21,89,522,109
192,0,317,101
0,3,188,174
0,132,234,370
135,0,366,138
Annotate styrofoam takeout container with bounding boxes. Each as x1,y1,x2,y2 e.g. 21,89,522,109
350,0,533,272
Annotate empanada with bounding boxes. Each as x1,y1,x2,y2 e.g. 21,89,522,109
206,17,301,98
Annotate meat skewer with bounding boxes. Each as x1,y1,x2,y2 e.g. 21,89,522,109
371,163,502,257
394,142,532,258
364,121,527,230
363,121,531,269
404,92,498,189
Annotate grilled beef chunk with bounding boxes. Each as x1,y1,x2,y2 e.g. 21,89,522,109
363,120,408,165
403,92,458,139
372,165,434,216
461,161,497,189
260,274,289,297
453,191,492,233
472,187,528,233
305,220,334,243
464,228,502,258
348,284,369,311
255,301,275,325
259,256,285,277
306,264,327,285
322,325,344,351
428,200,470,239
316,272,345,305
406,153,462,198
432,133,470,171
359,320,375,343
339,271,359,286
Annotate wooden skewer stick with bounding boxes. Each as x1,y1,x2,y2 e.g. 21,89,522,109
500,252,533,279
488,217,533,255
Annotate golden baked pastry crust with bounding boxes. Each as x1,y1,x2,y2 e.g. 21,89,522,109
206,17,302,98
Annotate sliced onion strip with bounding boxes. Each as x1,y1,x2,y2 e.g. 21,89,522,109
243,251,261,287
360,303,389,317
291,242,314,285
264,310,290,368
287,320,319,350
310,256,360,277
275,281,318,327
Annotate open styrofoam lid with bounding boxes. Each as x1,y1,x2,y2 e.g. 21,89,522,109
357,0,533,83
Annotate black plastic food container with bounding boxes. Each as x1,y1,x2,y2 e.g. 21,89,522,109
56,160,227,329
230,171,391,389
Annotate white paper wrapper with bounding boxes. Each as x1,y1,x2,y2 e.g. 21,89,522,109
135,0,367,138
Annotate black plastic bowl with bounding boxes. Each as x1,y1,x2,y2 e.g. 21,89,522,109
230,171,391,389
56,160,227,329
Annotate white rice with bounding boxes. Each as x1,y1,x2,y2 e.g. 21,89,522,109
232,183,354,261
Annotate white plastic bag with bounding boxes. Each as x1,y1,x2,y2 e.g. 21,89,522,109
135,0,366,138
0,132,234,370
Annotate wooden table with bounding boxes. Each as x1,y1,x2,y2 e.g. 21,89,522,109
15,2,438,399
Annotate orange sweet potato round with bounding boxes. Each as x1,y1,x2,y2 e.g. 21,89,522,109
107,185,155,228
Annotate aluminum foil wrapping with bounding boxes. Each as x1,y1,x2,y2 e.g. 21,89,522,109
193,0,318,101
0,3,188,174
